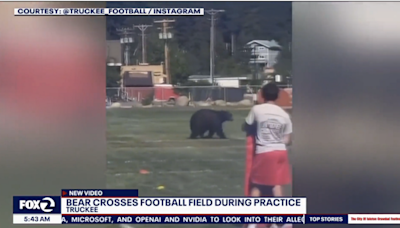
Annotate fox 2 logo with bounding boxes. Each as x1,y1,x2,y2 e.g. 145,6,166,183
19,197,56,213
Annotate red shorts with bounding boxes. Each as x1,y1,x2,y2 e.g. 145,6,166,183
251,150,292,186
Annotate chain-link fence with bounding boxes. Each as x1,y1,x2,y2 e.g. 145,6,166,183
106,84,292,106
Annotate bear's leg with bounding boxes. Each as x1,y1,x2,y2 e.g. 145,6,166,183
206,129,215,138
216,125,227,139
189,131,199,139
199,129,208,138
216,130,227,139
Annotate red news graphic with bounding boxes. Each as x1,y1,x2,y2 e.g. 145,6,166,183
348,214,400,224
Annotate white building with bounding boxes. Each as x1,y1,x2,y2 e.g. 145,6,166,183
187,75,247,88
246,40,281,68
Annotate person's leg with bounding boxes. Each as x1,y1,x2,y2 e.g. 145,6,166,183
248,184,274,228
273,151,292,228
246,185,261,228
250,186,261,197
268,185,285,228
273,185,283,197
281,224,292,228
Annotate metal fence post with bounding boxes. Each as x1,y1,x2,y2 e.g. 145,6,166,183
188,86,192,104
223,87,226,103
193,86,196,103
162,86,164,104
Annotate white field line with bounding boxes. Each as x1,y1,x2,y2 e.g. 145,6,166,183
109,145,245,150
107,158,241,164
120,224,134,228
114,169,215,176
141,137,247,142
125,158,239,163
108,137,247,143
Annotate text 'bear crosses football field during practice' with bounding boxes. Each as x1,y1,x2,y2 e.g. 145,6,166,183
106,107,292,228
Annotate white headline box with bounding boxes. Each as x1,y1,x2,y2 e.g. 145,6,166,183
61,197,307,215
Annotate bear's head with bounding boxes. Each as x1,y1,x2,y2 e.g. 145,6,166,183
218,110,233,122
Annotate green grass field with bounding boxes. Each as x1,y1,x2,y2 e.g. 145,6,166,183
106,107,292,228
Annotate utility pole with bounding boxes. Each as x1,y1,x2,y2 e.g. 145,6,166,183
154,19,175,84
116,27,134,66
206,9,225,84
134,24,152,64
254,44,259,80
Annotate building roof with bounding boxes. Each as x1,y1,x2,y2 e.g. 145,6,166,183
246,40,281,48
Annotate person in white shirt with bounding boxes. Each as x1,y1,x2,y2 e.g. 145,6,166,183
243,83,293,228
243,83,292,198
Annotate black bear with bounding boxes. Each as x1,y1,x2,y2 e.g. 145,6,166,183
189,109,233,139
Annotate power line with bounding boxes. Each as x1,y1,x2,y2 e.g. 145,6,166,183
206,9,225,84
154,19,175,84
134,24,153,64
134,24,152,64
116,27,134,66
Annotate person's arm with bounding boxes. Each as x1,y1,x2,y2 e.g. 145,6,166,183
283,117,293,145
242,107,256,136
283,134,291,145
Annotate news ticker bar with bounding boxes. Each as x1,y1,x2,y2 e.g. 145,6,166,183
12,214,400,224
14,8,204,16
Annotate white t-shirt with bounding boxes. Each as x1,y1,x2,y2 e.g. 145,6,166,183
245,103,292,154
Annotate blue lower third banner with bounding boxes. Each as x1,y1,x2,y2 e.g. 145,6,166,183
62,215,348,224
